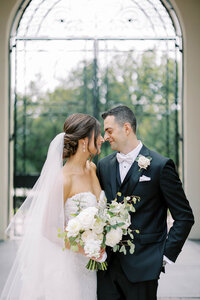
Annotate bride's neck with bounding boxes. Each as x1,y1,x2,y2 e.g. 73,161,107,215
66,149,89,172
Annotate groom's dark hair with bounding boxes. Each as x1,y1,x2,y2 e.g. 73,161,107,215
101,105,137,133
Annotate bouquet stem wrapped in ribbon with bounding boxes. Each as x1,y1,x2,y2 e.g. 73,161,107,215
58,192,140,271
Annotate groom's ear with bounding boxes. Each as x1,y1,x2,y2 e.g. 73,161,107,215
123,122,132,136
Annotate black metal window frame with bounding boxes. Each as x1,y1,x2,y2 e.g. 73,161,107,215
8,0,183,213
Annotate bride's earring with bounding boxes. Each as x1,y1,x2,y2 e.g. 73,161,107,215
83,142,86,153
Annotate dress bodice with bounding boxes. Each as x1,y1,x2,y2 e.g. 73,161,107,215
64,191,105,224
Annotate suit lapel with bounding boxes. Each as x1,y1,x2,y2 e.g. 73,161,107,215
120,145,150,194
116,162,121,187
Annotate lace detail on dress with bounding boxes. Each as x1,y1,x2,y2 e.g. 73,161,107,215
64,192,98,224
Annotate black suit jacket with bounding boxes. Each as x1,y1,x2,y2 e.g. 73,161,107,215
97,145,194,283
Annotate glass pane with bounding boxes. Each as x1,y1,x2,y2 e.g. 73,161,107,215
12,0,181,210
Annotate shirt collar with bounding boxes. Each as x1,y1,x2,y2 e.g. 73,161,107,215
118,141,143,162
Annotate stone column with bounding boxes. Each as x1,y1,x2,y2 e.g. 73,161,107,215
0,0,20,239
172,0,200,238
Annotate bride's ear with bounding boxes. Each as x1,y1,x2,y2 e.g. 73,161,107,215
79,138,88,153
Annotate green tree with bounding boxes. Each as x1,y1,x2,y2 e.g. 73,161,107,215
15,49,179,177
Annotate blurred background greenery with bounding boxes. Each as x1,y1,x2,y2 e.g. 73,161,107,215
14,49,179,209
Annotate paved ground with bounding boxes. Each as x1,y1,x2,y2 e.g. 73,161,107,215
157,239,200,299
0,239,200,299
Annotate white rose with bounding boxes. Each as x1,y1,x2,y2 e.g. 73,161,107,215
77,206,98,230
84,239,102,258
66,218,81,237
105,227,123,247
81,230,97,243
138,155,151,169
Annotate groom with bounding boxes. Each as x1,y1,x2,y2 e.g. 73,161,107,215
97,105,194,300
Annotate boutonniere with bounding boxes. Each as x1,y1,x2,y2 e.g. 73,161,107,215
136,155,152,171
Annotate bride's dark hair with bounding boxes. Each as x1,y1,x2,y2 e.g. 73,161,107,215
63,113,101,159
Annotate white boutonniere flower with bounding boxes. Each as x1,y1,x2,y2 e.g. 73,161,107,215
136,155,152,171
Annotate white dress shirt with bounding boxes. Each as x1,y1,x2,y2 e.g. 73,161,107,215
118,141,143,183
117,141,173,265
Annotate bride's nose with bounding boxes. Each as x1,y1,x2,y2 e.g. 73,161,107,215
100,136,104,143
104,132,109,141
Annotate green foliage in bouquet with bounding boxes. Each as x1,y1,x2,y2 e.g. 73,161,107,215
58,192,140,271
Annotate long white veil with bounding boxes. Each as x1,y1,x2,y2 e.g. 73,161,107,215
1,133,66,299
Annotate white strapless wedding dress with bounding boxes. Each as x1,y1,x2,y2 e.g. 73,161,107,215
0,191,105,300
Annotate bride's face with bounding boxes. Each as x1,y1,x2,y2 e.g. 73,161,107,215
89,131,104,155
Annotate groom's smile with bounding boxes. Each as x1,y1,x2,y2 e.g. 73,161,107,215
103,115,126,152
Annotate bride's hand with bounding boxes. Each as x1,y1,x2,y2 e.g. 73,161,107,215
65,239,86,256
90,248,106,262
66,238,106,260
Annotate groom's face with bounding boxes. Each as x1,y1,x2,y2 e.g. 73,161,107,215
104,115,126,152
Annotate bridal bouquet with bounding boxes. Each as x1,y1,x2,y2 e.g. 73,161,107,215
58,193,140,271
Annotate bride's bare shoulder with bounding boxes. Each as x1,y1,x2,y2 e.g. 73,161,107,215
63,173,72,186
63,169,72,202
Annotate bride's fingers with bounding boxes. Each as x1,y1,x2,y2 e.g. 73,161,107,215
89,254,102,261
88,248,106,261
99,248,105,255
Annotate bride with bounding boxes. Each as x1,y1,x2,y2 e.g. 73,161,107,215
0,113,105,300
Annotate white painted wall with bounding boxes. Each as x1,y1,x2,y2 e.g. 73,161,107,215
0,0,21,239
171,0,200,239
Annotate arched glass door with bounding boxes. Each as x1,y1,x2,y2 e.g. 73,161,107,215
10,0,183,212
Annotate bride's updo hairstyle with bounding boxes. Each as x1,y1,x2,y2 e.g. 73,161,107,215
63,113,101,159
